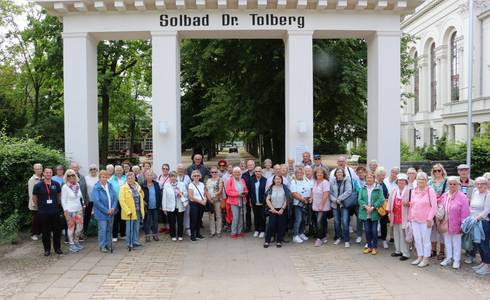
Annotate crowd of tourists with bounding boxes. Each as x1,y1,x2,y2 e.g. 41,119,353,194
27,152,490,275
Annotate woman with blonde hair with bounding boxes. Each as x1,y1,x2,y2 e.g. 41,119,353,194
408,172,437,267
61,169,85,253
428,163,448,260
119,172,145,250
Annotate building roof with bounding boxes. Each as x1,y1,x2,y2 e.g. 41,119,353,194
34,0,422,15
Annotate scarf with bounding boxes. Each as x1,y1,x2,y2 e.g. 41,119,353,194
68,182,80,197
396,186,407,199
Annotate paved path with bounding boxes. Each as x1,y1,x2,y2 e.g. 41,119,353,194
4,218,490,300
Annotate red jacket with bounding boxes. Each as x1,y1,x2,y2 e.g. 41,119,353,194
225,178,248,206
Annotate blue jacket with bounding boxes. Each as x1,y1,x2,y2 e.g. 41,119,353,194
91,181,119,221
142,180,162,210
249,176,267,205
462,216,485,244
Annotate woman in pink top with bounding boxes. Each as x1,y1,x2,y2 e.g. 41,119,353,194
312,167,330,247
409,172,437,268
439,176,470,269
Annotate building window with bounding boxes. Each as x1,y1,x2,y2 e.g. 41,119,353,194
430,43,437,111
450,32,459,102
413,51,419,114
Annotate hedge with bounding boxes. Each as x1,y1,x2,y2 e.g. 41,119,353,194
0,132,66,236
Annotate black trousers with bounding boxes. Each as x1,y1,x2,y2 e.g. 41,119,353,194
83,201,93,235
31,210,41,236
245,201,252,231
379,215,389,240
265,211,287,243
113,203,126,238
167,209,184,238
190,202,204,238
39,213,61,252
252,203,265,232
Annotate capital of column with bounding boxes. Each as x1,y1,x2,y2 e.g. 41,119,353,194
62,32,92,39
286,30,314,36
151,31,179,38
373,30,402,38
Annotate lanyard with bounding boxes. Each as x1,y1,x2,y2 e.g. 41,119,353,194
45,182,52,199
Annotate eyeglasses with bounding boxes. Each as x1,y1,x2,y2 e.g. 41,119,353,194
255,171,262,173
218,165,225,167
448,183,458,186
162,167,169,170
433,169,442,173
211,171,217,174
90,168,97,171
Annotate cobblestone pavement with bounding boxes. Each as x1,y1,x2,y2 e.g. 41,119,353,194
3,218,490,300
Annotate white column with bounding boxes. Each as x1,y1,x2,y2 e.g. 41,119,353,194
284,31,313,162
62,32,98,174
367,31,401,169
151,31,181,173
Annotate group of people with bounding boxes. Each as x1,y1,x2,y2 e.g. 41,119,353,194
27,152,490,275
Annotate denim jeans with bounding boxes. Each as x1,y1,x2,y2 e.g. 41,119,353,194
143,208,159,235
315,211,328,240
480,220,490,264
363,219,378,249
293,205,305,236
333,207,351,242
125,211,141,247
97,218,113,250
355,206,363,238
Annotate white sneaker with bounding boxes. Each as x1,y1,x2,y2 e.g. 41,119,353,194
299,234,309,241
186,229,191,236
355,237,362,244
452,261,461,269
253,231,259,238
383,240,389,249
411,257,422,265
258,232,265,238
364,243,368,248
293,236,304,244
31,235,38,241
178,237,183,241
112,238,117,242
334,238,341,245
440,258,452,267
322,238,328,244
171,237,177,241
417,258,429,268
345,242,351,248
464,256,474,264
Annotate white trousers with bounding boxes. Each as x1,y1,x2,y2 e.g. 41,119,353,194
444,233,462,263
412,221,432,257
393,224,410,258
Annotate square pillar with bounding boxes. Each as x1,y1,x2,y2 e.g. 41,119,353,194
151,31,181,173
285,31,314,162
62,32,98,174
367,31,401,169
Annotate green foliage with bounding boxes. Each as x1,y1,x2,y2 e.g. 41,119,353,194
0,132,66,228
0,210,20,244
472,135,490,177
349,142,367,163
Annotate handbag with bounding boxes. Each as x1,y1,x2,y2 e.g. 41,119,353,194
192,182,211,213
405,190,413,243
343,168,359,209
437,194,450,234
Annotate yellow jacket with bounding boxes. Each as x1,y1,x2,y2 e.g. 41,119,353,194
119,182,145,220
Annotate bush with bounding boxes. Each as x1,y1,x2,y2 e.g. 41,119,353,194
472,136,490,177
0,210,20,243
349,142,367,163
0,132,66,228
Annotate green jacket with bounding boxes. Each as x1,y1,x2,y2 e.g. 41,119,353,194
357,184,385,221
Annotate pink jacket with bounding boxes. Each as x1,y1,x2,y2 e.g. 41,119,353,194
408,186,437,224
225,178,248,206
440,191,470,235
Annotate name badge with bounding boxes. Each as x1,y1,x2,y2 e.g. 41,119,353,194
47,199,53,204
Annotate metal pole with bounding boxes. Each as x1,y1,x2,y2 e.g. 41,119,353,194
466,0,474,168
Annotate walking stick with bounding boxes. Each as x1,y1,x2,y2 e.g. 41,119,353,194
128,213,133,252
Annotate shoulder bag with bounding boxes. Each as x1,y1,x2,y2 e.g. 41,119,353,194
343,168,358,209
405,189,414,243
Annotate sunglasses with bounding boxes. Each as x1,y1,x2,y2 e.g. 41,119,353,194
67,174,76,178
211,171,217,174
433,169,442,173
255,171,262,173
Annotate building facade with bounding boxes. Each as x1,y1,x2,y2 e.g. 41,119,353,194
401,0,490,149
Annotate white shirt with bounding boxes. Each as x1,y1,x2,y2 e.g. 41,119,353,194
366,184,375,206
85,175,99,202
189,181,206,202
101,183,111,209
383,177,397,194
329,167,359,183
291,178,313,206
61,184,83,212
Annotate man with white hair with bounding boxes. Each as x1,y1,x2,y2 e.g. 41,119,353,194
368,160,378,174
384,167,400,194
329,156,359,182
186,153,210,182
106,164,115,177
242,160,256,232
28,163,43,240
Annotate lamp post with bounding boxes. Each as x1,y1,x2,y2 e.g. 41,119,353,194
466,0,474,168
